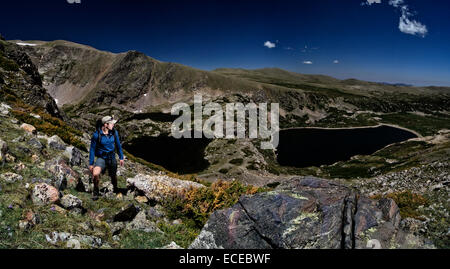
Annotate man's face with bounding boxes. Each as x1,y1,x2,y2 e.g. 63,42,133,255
105,122,114,130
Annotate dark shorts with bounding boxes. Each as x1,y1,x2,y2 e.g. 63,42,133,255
94,157,117,176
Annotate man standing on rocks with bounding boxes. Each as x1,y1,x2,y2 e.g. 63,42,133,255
89,116,124,200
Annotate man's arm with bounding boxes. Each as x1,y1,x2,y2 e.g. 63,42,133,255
114,129,124,161
89,132,98,166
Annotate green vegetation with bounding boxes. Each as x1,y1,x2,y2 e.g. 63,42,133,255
371,191,429,220
0,174,204,249
0,53,19,72
0,87,87,151
12,110,87,151
164,180,264,229
421,189,450,249
118,222,199,249
380,112,450,136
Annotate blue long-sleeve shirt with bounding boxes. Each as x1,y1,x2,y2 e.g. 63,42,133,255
89,128,124,165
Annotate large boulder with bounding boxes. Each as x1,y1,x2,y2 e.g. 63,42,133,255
48,135,66,150
63,146,83,167
27,137,44,150
126,174,205,203
44,157,80,190
32,183,60,205
189,177,434,249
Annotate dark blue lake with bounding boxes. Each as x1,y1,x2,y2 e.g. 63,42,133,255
276,125,418,168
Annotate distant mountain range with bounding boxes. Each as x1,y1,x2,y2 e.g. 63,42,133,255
379,82,413,87
4,39,449,137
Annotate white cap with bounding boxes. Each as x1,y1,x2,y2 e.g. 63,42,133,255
102,115,117,124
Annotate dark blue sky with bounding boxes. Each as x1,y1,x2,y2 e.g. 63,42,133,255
1,0,449,86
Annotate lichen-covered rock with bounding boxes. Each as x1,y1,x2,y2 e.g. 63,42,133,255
146,205,166,220
125,211,161,233
76,172,91,192
60,194,83,209
32,183,59,205
189,176,434,249
27,137,44,150
44,157,80,190
63,146,83,167
19,210,40,230
45,232,102,248
48,135,66,150
400,218,425,234
0,172,23,183
126,174,205,202
70,147,83,166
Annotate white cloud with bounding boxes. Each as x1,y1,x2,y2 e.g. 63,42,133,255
388,0,404,8
303,61,313,65
399,14,428,37
365,0,427,37
333,60,339,64
264,41,276,49
362,0,382,6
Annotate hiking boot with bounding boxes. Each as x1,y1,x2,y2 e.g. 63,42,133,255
92,188,100,201
111,176,119,194
113,186,120,194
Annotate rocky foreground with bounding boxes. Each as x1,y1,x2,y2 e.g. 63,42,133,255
0,101,443,248
1,37,448,248
190,177,434,249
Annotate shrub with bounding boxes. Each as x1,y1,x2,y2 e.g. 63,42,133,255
0,53,19,72
164,180,262,228
372,190,429,220
11,110,87,151
0,88,86,151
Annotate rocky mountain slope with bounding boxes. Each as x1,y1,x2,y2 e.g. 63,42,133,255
17,40,260,111
11,39,449,185
0,39,61,119
1,37,448,248
15,40,450,133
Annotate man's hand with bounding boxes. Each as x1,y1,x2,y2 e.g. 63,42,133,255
89,165,94,173
119,160,124,166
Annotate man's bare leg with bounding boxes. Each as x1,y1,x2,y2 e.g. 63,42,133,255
92,166,102,199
